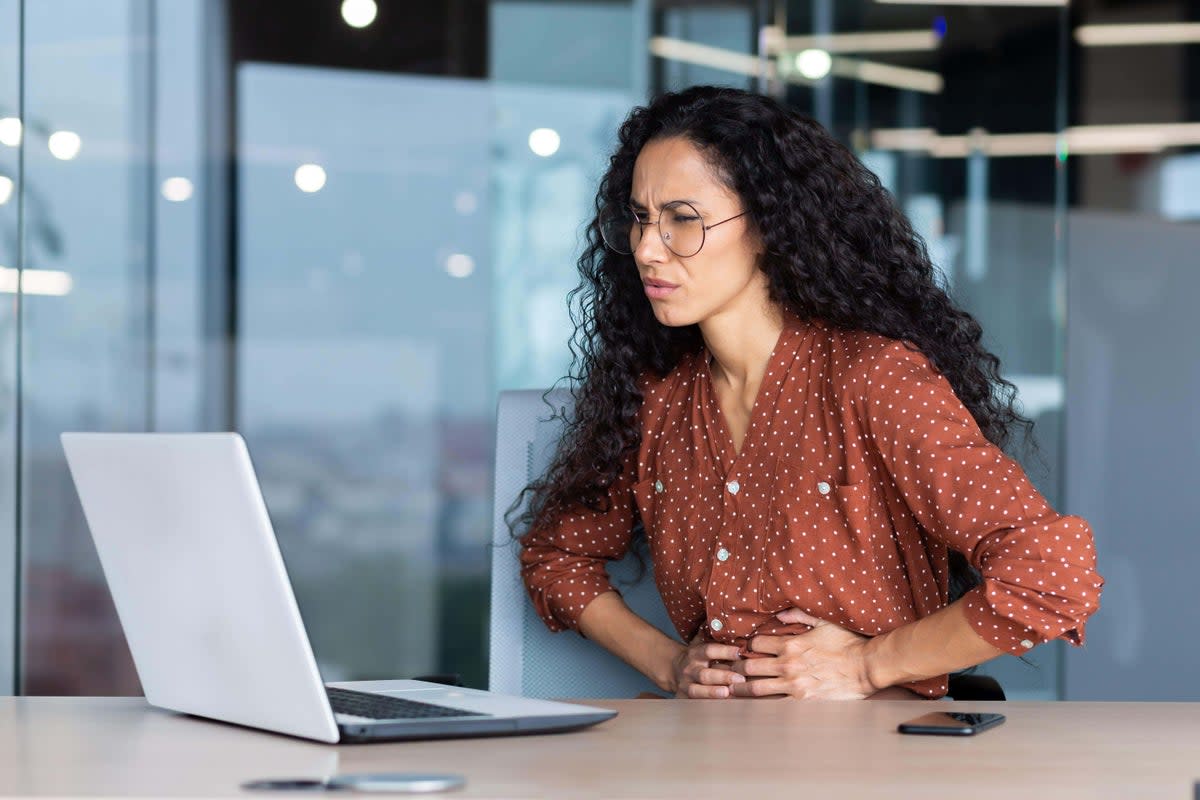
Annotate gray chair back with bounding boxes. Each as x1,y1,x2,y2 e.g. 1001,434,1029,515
488,389,676,699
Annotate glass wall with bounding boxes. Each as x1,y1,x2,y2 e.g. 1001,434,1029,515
0,0,19,695
1061,0,1200,700
649,1,1068,699
7,0,215,694
4,0,1196,701
17,0,150,694
237,64,492,686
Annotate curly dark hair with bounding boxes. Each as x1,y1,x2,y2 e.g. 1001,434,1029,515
513,85,1033,602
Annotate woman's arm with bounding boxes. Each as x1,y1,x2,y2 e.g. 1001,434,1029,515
578,592,680,692
861,599,1003,690
519,449,744,698
730,601,1003,698
579,591,744,697
858,341,1104,656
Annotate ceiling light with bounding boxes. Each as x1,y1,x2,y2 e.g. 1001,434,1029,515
528,128,560,158
445,253,475,278
830,56,943,94
870,122,1200,158
795,49,833,80
48,131,81,161
1075,23,1200,47
341,0,377,29
650,37,764,81
0,175,12,205
781,30,939,54
0,117,21,147
0,267,74,296
294,163,327,193
650,37,941,95
161,177,194,203
875,0,1066,5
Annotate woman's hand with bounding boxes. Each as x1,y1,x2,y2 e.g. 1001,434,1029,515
729,608,876,700
670,633,746,699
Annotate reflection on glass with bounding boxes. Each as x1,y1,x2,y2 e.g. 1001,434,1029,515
762,2,1068,700
19,0,149,695
491,84,631,391
238,65,492,687
17,0,211,695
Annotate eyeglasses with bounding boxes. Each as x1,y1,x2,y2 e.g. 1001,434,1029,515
599,200,747,258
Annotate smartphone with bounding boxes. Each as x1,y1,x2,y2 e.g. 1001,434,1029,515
897,711,1005,736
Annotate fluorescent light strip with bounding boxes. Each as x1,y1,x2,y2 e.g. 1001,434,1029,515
1067,123,1200,154
649,37,770,80
830,56,943,94
650,37,941,94
780,30,939,54
876,0,1066,6
0,267,74,296
1075,23,1200,47
871,123,1200,157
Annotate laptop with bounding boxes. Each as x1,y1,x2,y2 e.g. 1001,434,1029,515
60,432,616,744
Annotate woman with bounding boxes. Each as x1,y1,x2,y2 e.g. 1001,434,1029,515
516,86,1102,700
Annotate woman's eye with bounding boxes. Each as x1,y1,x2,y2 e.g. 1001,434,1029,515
671,214,700,224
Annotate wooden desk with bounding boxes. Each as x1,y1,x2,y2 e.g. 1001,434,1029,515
0,697,1196,798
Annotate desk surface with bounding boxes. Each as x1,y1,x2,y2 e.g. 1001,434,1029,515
0,697,1197,798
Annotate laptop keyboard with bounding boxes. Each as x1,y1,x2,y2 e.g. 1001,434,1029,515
326,686,488,720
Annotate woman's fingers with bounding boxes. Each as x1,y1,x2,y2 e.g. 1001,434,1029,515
730,678,790,698
732,657,781,678
687,683,733,699
776,607,824,627
698,667,744,686
701,643,742,662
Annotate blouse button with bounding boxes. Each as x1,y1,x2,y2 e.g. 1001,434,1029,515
1020,639,1035,650
716,547,731,562
726,480,740,495
709,618,724,632
817,481,831,495
654,480,664,494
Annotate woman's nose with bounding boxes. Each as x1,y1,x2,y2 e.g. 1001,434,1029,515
634,222,669,262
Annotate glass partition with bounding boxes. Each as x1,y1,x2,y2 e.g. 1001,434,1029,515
236,64,493,686
15,0,213,694
648,1,1070,699
0,0,20,694
5,0,1194,702
1061,2,1200,701
17,0,150,694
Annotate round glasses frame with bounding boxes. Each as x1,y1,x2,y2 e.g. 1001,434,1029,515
600,200,747,258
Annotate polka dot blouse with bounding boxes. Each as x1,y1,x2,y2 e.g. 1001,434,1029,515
520,314,1104,698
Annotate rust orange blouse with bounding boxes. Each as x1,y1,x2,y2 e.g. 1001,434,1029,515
520,315,1103,697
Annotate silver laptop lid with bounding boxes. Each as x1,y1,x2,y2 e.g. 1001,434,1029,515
61,432,340,743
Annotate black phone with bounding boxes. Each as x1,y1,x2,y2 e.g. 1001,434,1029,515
897,711,1006,736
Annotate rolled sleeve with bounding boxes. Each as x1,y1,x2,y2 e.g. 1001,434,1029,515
518,460,637,633
863,342,1104,655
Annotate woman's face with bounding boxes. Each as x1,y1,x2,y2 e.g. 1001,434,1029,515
628,136,764,328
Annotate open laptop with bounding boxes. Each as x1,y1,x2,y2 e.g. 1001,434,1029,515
60,432,616,744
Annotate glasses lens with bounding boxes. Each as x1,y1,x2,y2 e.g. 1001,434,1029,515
600,208,635,254
660,201,704,257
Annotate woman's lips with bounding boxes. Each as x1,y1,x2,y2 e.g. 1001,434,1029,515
644,279,678,300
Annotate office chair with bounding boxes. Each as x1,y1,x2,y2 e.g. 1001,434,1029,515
489,390,673,699
488,389,1004,702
